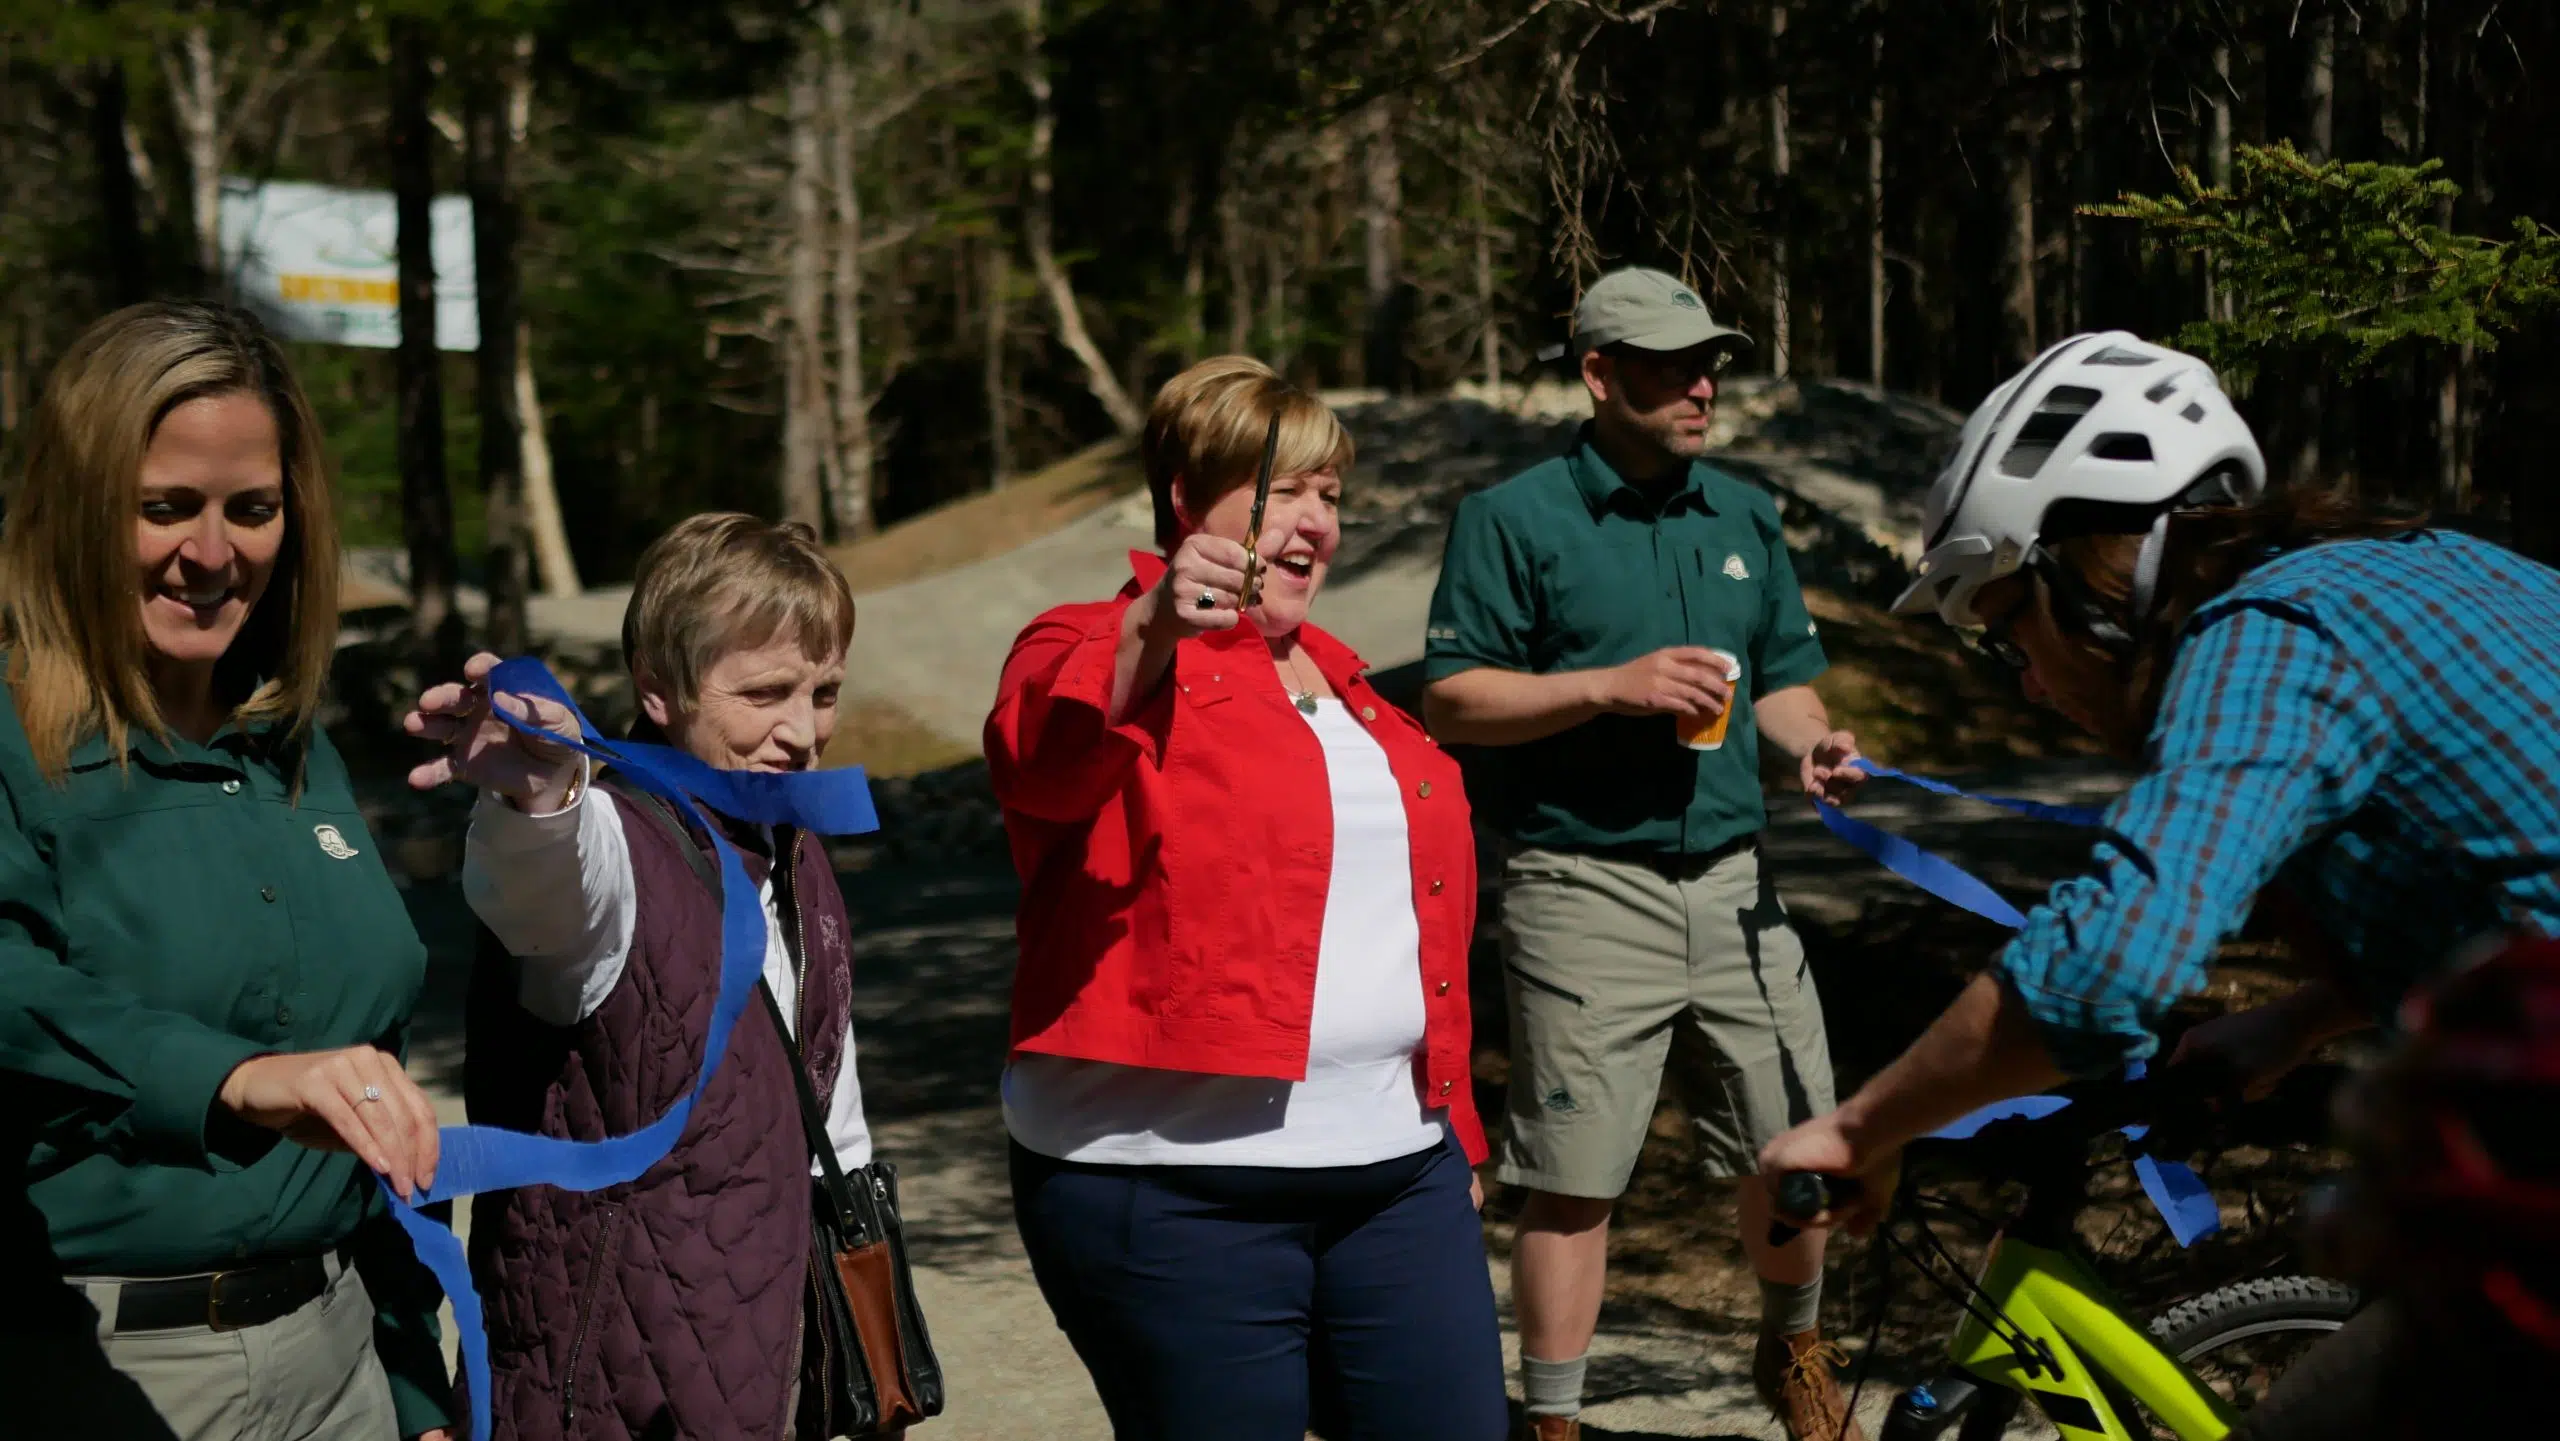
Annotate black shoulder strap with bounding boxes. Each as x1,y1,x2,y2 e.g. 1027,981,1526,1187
596,772,719,896
759,980,866,1222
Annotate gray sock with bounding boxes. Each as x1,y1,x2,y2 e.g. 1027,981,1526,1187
1760,1276,1823,1337
1521,1352,1587,1419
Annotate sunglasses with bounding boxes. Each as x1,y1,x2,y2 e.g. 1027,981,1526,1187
1961,603,2032,672
1606,344,1738,386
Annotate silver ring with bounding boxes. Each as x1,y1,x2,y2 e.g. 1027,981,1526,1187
1194,590,1218,610
360,1085,383,1104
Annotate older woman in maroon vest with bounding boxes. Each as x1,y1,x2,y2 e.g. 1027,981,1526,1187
403,515,865,1441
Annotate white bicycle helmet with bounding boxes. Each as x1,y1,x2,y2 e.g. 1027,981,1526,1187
1893,331,2267,631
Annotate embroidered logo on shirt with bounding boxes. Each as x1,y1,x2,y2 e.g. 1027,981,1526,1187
1542,1087,1578,1114
313,824,359,860
1722,552,1751,581
819,913,844,956
1426,625,1459,642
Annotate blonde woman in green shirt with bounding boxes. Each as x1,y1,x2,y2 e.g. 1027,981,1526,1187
0,302,452,1441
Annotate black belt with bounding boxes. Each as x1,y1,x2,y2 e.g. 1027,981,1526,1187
1552,831,1756,880
97,1251,339,1334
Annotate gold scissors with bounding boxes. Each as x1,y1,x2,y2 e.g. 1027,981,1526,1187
1234,413,1282,610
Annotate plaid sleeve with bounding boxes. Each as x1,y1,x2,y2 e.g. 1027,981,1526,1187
1423,492,1538,681
1998,600,2394,1074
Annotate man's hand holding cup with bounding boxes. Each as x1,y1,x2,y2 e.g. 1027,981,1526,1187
1597,646,1742,749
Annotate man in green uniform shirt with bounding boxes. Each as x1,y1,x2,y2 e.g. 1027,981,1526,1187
1423,268,1866,1441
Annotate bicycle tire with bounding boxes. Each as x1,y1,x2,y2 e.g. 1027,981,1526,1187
2148,1275,2362,1357
2139,1275,2362,1432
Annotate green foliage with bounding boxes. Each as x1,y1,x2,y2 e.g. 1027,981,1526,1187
2087,142,2560,391
287,344,486,560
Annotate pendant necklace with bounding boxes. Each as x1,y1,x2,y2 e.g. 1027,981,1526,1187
1281,651,1321,714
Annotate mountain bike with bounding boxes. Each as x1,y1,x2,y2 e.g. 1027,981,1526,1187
1776,1072,2359,1440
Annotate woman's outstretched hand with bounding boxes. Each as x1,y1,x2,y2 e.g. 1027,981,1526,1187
217,1047,443,1201
402,651,583,810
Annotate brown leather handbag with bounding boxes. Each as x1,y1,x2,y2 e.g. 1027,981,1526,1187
759,981,945,1437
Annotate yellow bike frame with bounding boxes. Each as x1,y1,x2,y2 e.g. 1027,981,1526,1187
1946,1238,2241,1440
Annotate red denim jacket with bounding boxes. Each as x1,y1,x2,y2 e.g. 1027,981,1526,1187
985,552,1486,1162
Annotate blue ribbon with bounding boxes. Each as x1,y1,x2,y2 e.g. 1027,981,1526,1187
378,657,880,1439
1831,762,2220,1246
1813,761,2103,928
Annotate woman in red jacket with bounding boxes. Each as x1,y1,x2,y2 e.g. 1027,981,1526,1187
986,356,1504,1441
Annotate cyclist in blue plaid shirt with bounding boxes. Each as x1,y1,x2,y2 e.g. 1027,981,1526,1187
1758,331,2560,1233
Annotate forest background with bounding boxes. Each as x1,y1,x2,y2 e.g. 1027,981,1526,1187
3,0,2556,640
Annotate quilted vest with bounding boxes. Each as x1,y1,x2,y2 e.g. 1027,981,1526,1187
463,780,854,1441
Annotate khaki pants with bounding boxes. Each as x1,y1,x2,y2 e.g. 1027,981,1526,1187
14,1256,403,1441
1494,843,1836,1195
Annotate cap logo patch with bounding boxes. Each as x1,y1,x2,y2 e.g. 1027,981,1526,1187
314,823,359,860
1722,552,1751,581
1672,290,1704,310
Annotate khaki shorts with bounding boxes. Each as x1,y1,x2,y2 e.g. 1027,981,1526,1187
1495,843,1836,1196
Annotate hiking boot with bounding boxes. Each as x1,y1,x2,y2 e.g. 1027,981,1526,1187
1516,1416,1580,1441
1754,1328,1866,1441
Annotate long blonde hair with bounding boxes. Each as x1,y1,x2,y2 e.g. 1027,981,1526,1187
2,301,340,779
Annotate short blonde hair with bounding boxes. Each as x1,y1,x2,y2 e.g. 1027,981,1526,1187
1143,356,1354,550
2,301,339,781
620,513,855,711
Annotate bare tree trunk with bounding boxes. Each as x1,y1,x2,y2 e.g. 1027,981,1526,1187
466,43,528,654
819,4,874,540
1866,0,1887,384
2420,0,2467,512
91,62,149,307
1474,170,1500,393
1359,98,1405,392
2064,0,2087,335
171,26,223,283
1997,111,2039,371
1172,172,1205,363
2290,7,2335,486
1265,238,1292,374
1765,1,1791,378
515,326,579,596
1018,0,1143,434
1220,185,1252,354
984,239,1013,489
2300,7,2336,160
780,49,833,531
2206,43,2233,321
492,44,578,599
1,319,18,432
390,22,457,659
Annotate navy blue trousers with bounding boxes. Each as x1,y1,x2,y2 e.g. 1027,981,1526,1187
1009,1134,1509,1441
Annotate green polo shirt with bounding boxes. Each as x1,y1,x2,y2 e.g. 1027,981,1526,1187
0,684,450,1435
1424,428,1828,855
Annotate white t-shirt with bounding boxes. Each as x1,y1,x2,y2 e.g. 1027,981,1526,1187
1003,698,1444,1167
461,767,873,1174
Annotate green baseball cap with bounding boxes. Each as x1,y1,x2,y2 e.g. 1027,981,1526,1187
1572,267,1752,355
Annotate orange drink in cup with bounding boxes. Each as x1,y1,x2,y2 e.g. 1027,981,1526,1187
1675,649,1743,751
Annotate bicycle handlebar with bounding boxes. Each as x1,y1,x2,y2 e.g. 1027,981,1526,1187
1759,1061,2261,1248
1767,1173,1861,1247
